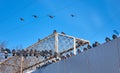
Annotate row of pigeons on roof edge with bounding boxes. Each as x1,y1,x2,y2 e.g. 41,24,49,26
0,30,118,60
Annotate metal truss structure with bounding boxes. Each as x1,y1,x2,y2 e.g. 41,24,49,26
0,32,89,73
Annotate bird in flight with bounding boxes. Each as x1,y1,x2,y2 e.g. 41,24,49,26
48,15,55,19
32,15,38,18
20,18,24,21
70,14,75,17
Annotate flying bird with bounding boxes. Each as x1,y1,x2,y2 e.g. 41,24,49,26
32,15,38,18
48,15,55,19
70,14,75,17
20,18,24,21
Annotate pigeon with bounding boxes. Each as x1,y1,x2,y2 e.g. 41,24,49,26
70,14,75,17
32,15,38,18
20,18,24,21
48,15,55,19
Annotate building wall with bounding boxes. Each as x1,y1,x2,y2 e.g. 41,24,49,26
33,37,120,73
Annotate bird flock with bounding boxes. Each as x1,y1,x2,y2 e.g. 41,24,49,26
0,32,118,71
0,33,118,60
19,14,75,21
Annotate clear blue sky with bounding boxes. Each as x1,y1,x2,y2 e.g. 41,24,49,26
0,0,120,49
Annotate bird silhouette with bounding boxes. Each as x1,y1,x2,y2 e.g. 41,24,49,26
70,14,75,17
61,32,65,35
32,15,38,18
48,15,55,19
20,18,24,21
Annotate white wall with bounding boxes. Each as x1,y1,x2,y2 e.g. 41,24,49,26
33,37,120,73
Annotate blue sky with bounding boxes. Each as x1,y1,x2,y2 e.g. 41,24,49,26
0,0,120,49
